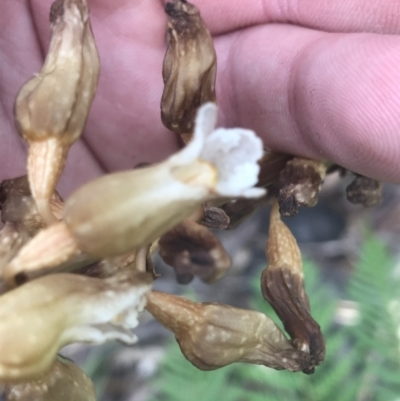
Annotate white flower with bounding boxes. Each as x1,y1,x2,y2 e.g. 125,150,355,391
169,102,265,198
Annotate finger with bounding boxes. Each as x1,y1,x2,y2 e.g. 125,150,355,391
215,24,400,183
81,1,181,171
161,0,400,36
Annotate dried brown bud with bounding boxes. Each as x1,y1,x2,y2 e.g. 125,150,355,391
261,201,325,373
199,205,230,230
0,177,63,278
161,0,216,143
0,271,152,381
0,176,63,235
276,157,328,216
146,291,313,372
3,356,95,401
346,174,382,207
14,0,100,224
159,219,231,284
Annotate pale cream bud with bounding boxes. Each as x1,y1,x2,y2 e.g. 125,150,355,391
0,272,152,381
14,0,100,224
3,356,95,401
146,291,314,372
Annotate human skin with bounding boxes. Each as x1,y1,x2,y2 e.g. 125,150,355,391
1,0,400,197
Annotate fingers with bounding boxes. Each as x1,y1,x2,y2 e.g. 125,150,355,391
5,0,400,185
215,24,400,182
161,0,400,36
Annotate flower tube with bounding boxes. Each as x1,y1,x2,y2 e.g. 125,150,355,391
14,0,100,224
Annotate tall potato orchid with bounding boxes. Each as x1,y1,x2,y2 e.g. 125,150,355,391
0,0,385,398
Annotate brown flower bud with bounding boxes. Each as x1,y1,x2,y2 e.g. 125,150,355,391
0,176,63,279
161,0,216,143
146,291,313,372
261,201,325,373
0,176,63,235
346,174,382,207
14,0,100,224
199,205,230,230
3,356,95,401
159,219,231,284
276,157,329,216
0,271,152,381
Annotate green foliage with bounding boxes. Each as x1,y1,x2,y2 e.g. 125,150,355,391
150,233,400,401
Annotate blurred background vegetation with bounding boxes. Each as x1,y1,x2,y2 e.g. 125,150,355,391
61,176,400,401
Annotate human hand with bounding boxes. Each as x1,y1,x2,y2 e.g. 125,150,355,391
1,0,400,197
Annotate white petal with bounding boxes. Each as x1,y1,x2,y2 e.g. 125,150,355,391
168,103,217,167
62,324,138,346
200,127,265,197
194,102,218,138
